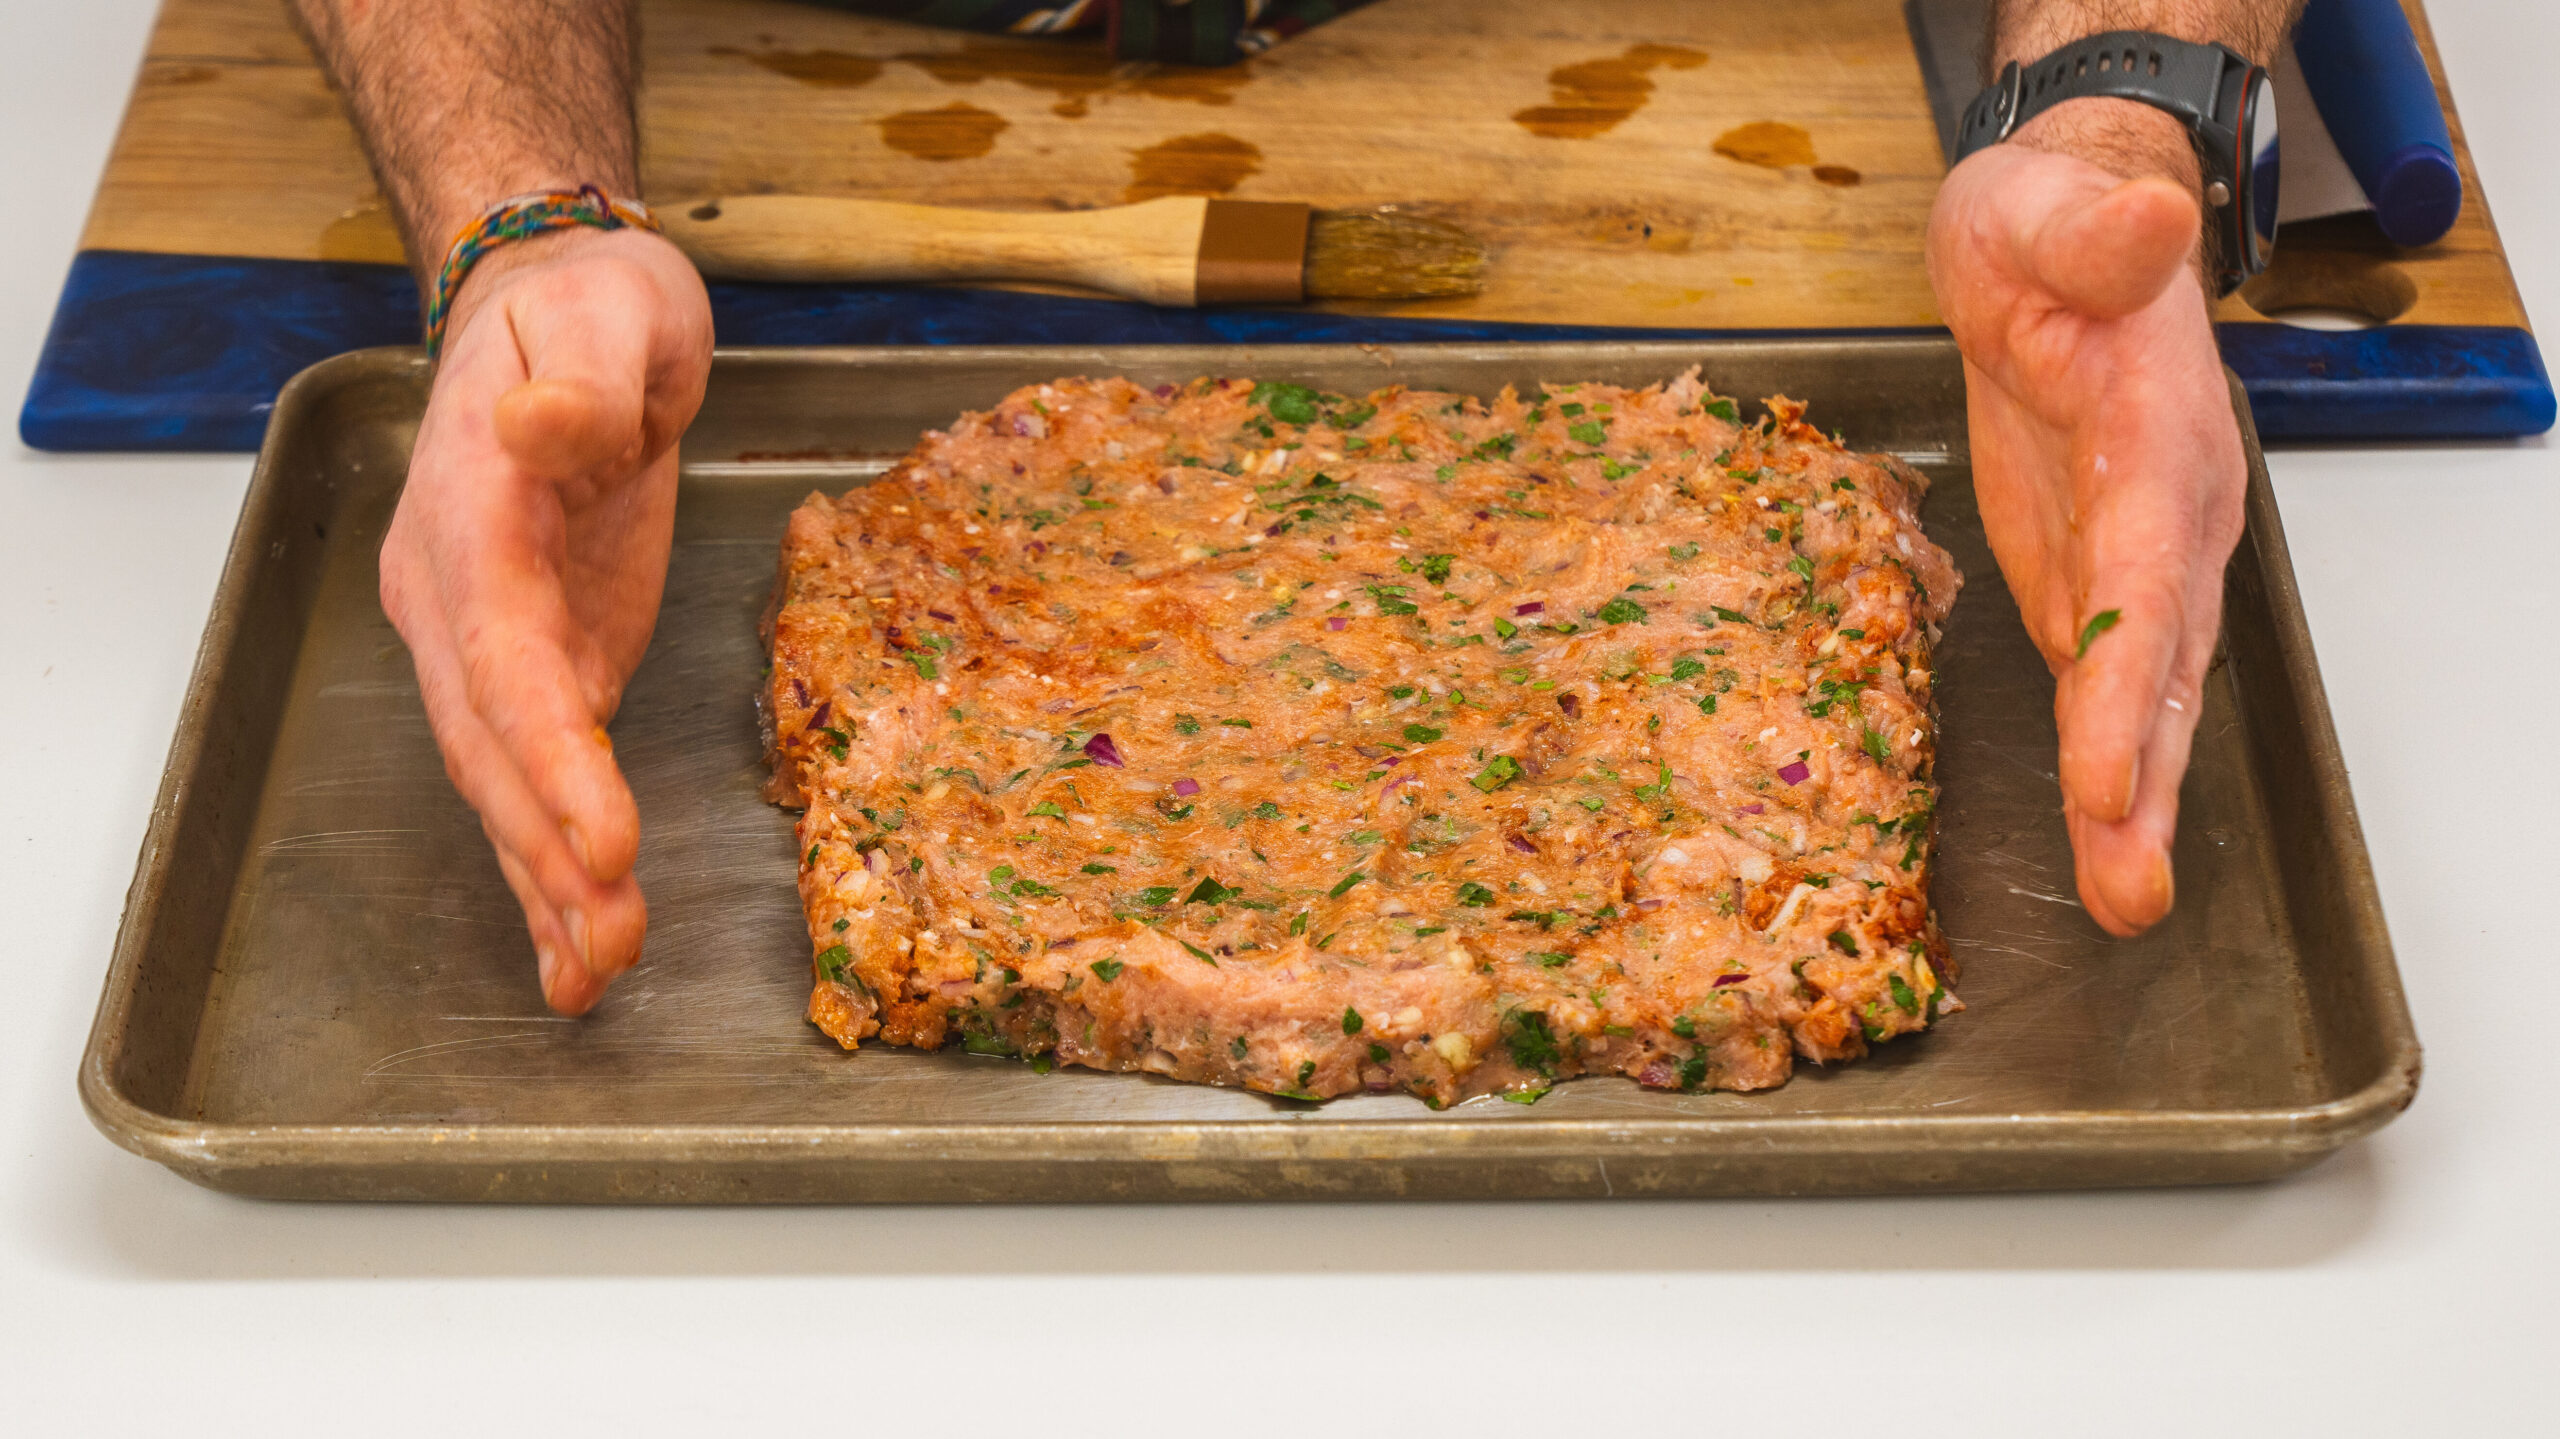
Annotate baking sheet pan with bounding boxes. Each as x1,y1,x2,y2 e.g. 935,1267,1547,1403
79,340,2418,1201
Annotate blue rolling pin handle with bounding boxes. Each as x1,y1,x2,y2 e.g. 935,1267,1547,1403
2293,0,2462,247
2372,140,2464,247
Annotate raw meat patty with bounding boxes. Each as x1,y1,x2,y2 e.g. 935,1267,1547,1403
763,370,1960,1105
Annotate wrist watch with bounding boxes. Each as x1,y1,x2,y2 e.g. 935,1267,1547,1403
1954,30,2281,297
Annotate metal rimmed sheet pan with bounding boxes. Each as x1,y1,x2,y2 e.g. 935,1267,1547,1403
79,340,2417,1201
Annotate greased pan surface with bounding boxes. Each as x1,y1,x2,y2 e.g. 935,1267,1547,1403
79,342,2417,1201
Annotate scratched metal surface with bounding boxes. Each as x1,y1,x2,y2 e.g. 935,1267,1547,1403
83,342,2417,1200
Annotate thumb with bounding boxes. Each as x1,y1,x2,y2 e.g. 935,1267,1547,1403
489,261,654,482
2015,172,2199,319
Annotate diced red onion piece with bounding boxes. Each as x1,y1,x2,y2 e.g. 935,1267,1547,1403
927,609,955,622
1713,972,1749,988
1736,802,1765,815
1172,778,1201,796
1514,601,1545,615
807,699,831,730
1505,834,1537,854
1083,732,1125,768
1634,897,1665,911
1328,617,1349,631
1778,761,1812,786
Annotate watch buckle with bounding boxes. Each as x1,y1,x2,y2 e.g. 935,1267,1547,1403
1988,61,2025,142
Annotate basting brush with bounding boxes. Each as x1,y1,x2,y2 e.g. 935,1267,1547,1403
657,195,1485,306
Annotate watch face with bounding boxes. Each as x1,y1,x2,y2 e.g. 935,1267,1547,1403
2243,69,2280,269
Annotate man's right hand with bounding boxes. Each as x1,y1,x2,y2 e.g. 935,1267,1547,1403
1927,130,2247,938
379,224,713,1013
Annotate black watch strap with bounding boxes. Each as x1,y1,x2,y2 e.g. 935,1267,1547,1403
1955,31,2237,162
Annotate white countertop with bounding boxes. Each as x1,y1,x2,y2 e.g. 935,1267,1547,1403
4,2,2553,1431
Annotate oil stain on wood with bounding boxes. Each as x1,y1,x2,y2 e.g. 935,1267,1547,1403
715,37,1252,119
894,39,1254,118
709,47,884,88
880,102,1010,161
1712,121,1815,169
1712,122,1862,185
1125,133,1263,202
1513,43,1708,138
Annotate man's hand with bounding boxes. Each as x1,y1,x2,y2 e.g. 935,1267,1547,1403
1928,135,2248,936
291,0,699,1007
380,225,713,1011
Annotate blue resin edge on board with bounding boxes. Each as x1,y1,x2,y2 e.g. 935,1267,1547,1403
20,249,2556,451
2216,322,2556,440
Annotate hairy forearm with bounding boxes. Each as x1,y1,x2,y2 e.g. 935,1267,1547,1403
290,0,640,286
1993,0,2303,187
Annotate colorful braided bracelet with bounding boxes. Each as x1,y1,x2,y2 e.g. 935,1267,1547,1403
422,185,659,360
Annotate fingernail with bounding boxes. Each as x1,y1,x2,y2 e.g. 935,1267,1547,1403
2148,849,2176,917
563,819,595,874
2123,752,2143,815
537,944,562,999
564,907,596,976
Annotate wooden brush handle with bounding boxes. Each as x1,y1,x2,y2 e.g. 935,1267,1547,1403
658,194,1213,306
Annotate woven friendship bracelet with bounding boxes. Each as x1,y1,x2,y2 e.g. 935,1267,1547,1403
422,185,659,359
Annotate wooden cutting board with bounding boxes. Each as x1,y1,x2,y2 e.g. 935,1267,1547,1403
24,0,2550,448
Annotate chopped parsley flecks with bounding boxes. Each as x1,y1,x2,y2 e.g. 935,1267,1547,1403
2077,608,2123,658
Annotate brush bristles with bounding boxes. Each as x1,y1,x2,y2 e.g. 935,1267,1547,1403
1303,208,1486,300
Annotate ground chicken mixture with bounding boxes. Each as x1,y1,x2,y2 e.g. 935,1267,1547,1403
763,370,1960,1106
